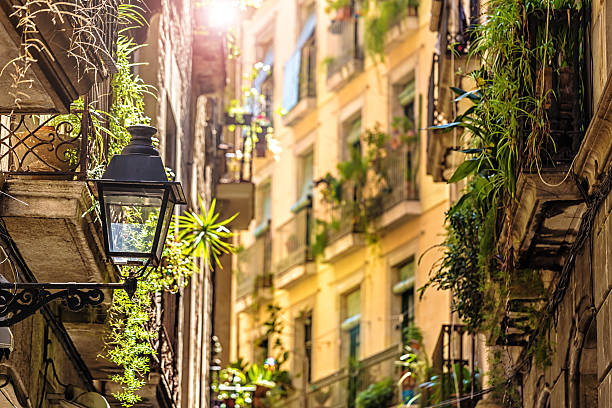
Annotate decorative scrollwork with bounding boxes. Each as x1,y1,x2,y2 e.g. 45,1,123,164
0,113,85,175
0,287,105,326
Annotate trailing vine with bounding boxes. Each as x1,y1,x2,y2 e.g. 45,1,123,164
2,0,118,109
106,198,236,405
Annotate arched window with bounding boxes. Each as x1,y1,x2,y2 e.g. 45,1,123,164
577,320,597,407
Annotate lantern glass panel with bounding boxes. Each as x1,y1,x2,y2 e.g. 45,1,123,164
155,200,175,261
103,188,165,265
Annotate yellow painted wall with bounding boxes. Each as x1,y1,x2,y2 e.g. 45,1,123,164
230,0,451,385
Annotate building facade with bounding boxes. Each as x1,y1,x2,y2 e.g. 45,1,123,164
225,0,475,406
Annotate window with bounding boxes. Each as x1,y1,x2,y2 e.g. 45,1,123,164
297,151,314,202
253,39,274,125
341,115,362,161
391,76,417,187
282,9,316,112
294,313,313,385
255,336,269,364
392,259,415,344
341,288,361,364
255,182,272,236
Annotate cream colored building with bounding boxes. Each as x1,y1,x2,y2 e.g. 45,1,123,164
227,0,466,405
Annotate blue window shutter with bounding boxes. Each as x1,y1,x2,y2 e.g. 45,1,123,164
282,13,316,113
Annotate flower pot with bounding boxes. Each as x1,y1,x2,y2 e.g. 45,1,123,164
11,125,80,173
335,6,352,20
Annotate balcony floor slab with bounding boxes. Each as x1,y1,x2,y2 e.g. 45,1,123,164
0,179,113,284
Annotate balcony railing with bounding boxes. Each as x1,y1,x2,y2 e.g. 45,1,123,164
306,345,402,408
326,17,364,79
431,324,481,407
237,228,273,299
0,107,106,180
327,146,418,243
380,145,418,212
274,202,313,275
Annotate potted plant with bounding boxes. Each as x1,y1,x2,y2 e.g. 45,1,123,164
326,0,353,20
355,377,395,408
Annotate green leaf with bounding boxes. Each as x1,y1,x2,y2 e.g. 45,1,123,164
448,159,479,183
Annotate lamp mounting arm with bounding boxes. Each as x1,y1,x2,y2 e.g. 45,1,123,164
0,281,135,327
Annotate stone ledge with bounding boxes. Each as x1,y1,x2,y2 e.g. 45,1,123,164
385,15,418,47
273,262,315,290
0,179,113,284
326,58,363,92
282,97,316,127
376,199,421,231
324,233,365,263
500,171,585,271
574,71,612,194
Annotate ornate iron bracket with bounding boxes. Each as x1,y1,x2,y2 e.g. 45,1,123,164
0,281,134,327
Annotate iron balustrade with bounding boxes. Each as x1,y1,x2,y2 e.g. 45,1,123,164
0,85,112,180
379,145,419,213
432,324,481,407
274,203,313,275
326,146,418,244
236,228,273,299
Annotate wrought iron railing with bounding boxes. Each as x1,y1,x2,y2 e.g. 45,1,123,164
519,9,589,169
431,324,481,407
0,108,105,180
326,17,364,79
274,202,313,275
159,301,180,404
306,345,402,408
326,146,418,243
379,145,418,212
327,181,362,243
236,228,273,299
148,291,180,406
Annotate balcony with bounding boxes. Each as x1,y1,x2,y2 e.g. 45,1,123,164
273,203,315,289
306,345,402,408
235,229,273,312
426,0,480,182
326,18,364,91
385,6,419,46
0,0,118,113
0,110,114,284
500,10,589,272
324,146,419,261
283,38,317,126
375,145,420,230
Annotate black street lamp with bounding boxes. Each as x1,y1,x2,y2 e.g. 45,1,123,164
0,125,185,326
96,125,186,267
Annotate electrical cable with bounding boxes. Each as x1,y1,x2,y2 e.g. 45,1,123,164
47,358,70,388
0,388,17,408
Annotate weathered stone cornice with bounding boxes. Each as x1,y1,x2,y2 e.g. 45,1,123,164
574,72,612,194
